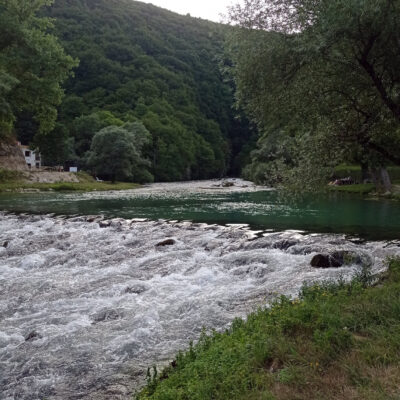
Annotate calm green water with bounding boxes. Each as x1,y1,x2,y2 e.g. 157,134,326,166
0,188,399,239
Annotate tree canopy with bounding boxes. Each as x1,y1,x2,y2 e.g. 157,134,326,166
0,0,77,139
87,122,153,183
228,0,400,191
26,0,255,181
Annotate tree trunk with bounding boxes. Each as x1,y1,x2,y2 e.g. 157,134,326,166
370,167,392,193
361,161,369,183
380,167,392,193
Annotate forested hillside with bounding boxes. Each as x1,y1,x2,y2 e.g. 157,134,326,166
16,0,254,181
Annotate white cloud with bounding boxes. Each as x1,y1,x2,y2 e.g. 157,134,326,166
137,0,235,22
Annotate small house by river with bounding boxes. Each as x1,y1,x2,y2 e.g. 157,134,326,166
18,143,41,169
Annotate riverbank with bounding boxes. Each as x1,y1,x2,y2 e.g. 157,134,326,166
1,213,398,399
330,165,400,200
0,169,139,192
329,183,400,200
137,257,400,400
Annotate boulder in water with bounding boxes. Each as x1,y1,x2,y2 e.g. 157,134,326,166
311,254,341,268
222,181,234,187
99,220,111,228
156,239,175,247
311,251,364,268
272,239,298,251
25,331,42,342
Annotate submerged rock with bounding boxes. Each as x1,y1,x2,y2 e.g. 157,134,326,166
311,254,341,268
91,310,123,324
99,220,111,228
222,181,234,188
25,331,42,342
272,239,298,250
311,251,364,268
124,284,148,295
156,239,175,247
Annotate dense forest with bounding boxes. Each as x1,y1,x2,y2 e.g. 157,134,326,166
12,0,255,182
228,0,400,192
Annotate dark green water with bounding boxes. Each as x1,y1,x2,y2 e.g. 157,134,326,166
0,188,399,239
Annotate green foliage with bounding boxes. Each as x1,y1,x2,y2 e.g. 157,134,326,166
87,123,153,183
0,0,77,138
72,110,124,156
228,0,400,190
36,0,255,181
0,168,23,183
34,123,76,166
137,258,400,400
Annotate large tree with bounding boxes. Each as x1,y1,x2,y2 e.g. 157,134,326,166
0,0,77,139
228,0,400,191
87,123,153,183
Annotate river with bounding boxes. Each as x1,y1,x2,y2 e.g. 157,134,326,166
0,180,399,399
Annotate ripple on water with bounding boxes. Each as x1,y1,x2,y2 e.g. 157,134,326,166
0,213,398,399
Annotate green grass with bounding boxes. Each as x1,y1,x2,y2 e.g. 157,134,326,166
329,184,375,195
137,258,400,400
0,168,140,192
0,181,139,192
334,165,400,183
0,168,24,183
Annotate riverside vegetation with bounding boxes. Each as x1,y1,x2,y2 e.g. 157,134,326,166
2,0,254,183
1,0,399,191
137,258,400,400
0,169,138,192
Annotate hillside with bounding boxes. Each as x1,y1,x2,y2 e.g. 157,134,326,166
19,0,254,181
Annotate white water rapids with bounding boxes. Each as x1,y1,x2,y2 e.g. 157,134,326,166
0,210,399,399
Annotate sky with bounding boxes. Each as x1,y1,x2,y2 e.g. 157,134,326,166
137,0,235,22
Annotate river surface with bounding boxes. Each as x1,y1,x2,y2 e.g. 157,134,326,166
1,180,400,399
0,180,400,239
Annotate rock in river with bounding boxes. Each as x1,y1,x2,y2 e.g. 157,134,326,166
311,250,364,268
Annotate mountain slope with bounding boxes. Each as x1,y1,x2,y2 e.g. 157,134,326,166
38,0,253,180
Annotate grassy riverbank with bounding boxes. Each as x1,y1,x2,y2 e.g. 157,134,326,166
329,184,400,200
137,258,400,400
329,165,400,198
0,170,139,192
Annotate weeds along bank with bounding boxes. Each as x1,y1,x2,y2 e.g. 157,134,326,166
138,258,400,400
0,169,139,192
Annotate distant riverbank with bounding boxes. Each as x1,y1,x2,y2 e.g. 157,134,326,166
0,169,139,192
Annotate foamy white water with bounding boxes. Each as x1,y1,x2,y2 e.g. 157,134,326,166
0,213,398,399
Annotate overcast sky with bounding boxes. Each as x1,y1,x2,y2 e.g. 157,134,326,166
137,0,235,22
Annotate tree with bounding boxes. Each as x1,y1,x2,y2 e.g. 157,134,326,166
87,123,153,183
72,111,124,156
34,123,76,166
228,0,400,191
0,0,77,139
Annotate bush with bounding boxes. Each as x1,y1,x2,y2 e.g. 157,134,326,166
0,168,23,183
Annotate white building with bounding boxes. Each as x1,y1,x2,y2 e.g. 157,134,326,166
19,144,41,169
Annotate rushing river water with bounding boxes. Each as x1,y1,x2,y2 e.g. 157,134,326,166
1,180,400,399
0,180,400,239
